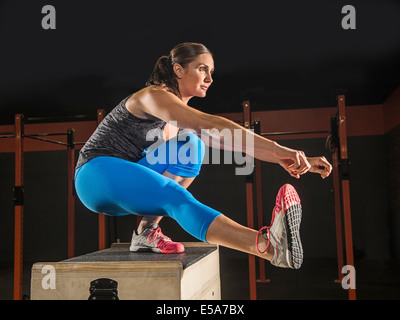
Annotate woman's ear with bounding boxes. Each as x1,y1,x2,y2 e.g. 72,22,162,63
173,63,184,79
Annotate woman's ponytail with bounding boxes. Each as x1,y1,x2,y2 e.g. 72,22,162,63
146,55,180,97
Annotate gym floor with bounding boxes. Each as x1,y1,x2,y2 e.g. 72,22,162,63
1,249,399,300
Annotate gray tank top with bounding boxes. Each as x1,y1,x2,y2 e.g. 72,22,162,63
76,95,166,169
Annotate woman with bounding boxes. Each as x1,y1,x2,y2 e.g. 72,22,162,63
75,42,332,269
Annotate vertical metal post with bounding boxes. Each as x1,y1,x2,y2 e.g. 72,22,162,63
13,114,24,300
97,110,107,251
253,119,270,284
337,95,356,300
67,128,76,258
243,101,257,300
332,148,344,283
246,176,257,300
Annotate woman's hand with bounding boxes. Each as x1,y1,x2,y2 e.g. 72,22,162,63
273,145,332,179
274,146,311,179
307,156,332,179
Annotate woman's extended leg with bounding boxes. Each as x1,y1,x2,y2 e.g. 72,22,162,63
75,156,306,268
75,134,303,267
74,155,271,254
208,183,303,269
206,214,273,260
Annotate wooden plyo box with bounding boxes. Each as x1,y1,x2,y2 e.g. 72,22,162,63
30,242,220,300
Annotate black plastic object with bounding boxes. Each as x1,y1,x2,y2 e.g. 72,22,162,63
88,278,119,300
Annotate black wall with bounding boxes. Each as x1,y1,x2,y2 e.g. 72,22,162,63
1,0,399,123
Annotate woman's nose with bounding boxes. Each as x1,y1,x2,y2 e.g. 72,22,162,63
205,72,213,83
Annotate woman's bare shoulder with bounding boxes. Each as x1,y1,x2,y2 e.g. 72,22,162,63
126,85,208,130
136,85,170,97
125,86,170,119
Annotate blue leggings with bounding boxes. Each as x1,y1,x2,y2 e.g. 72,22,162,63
74,133,223,242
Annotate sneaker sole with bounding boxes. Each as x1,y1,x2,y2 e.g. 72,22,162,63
129,245,162,253
278,184,303,269
284,203,303,269
130,245,184,254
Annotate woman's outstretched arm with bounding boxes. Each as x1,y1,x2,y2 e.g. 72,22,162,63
133,87,331,178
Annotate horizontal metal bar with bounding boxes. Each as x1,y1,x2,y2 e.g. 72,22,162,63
25,114,97,124
0,134,15,138
24,135,68,146
27,132,68,137
261,130,330,136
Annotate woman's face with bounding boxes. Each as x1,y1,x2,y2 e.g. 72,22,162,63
175,53,214,101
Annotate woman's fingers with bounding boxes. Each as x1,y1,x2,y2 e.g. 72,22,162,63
320,157,332,174
283,150,311,178
294,151,311,175
308,156,333,179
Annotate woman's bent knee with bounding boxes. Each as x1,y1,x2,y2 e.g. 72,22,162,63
167,132,205,177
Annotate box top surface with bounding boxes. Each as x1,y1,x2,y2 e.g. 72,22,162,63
62,242,217,270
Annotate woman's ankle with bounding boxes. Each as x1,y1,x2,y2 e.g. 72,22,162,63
137,217,163,234
256,229,273,260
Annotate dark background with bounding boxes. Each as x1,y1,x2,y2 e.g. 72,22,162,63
0,0,399,120
0,0,399,300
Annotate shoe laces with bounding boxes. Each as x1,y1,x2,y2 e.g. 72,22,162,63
157,238,172,250
147,227,171,244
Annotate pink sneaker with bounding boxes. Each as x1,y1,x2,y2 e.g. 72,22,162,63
256,184,303,269
129,224,185,254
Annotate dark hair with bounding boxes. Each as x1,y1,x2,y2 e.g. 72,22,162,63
146,42,213,99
